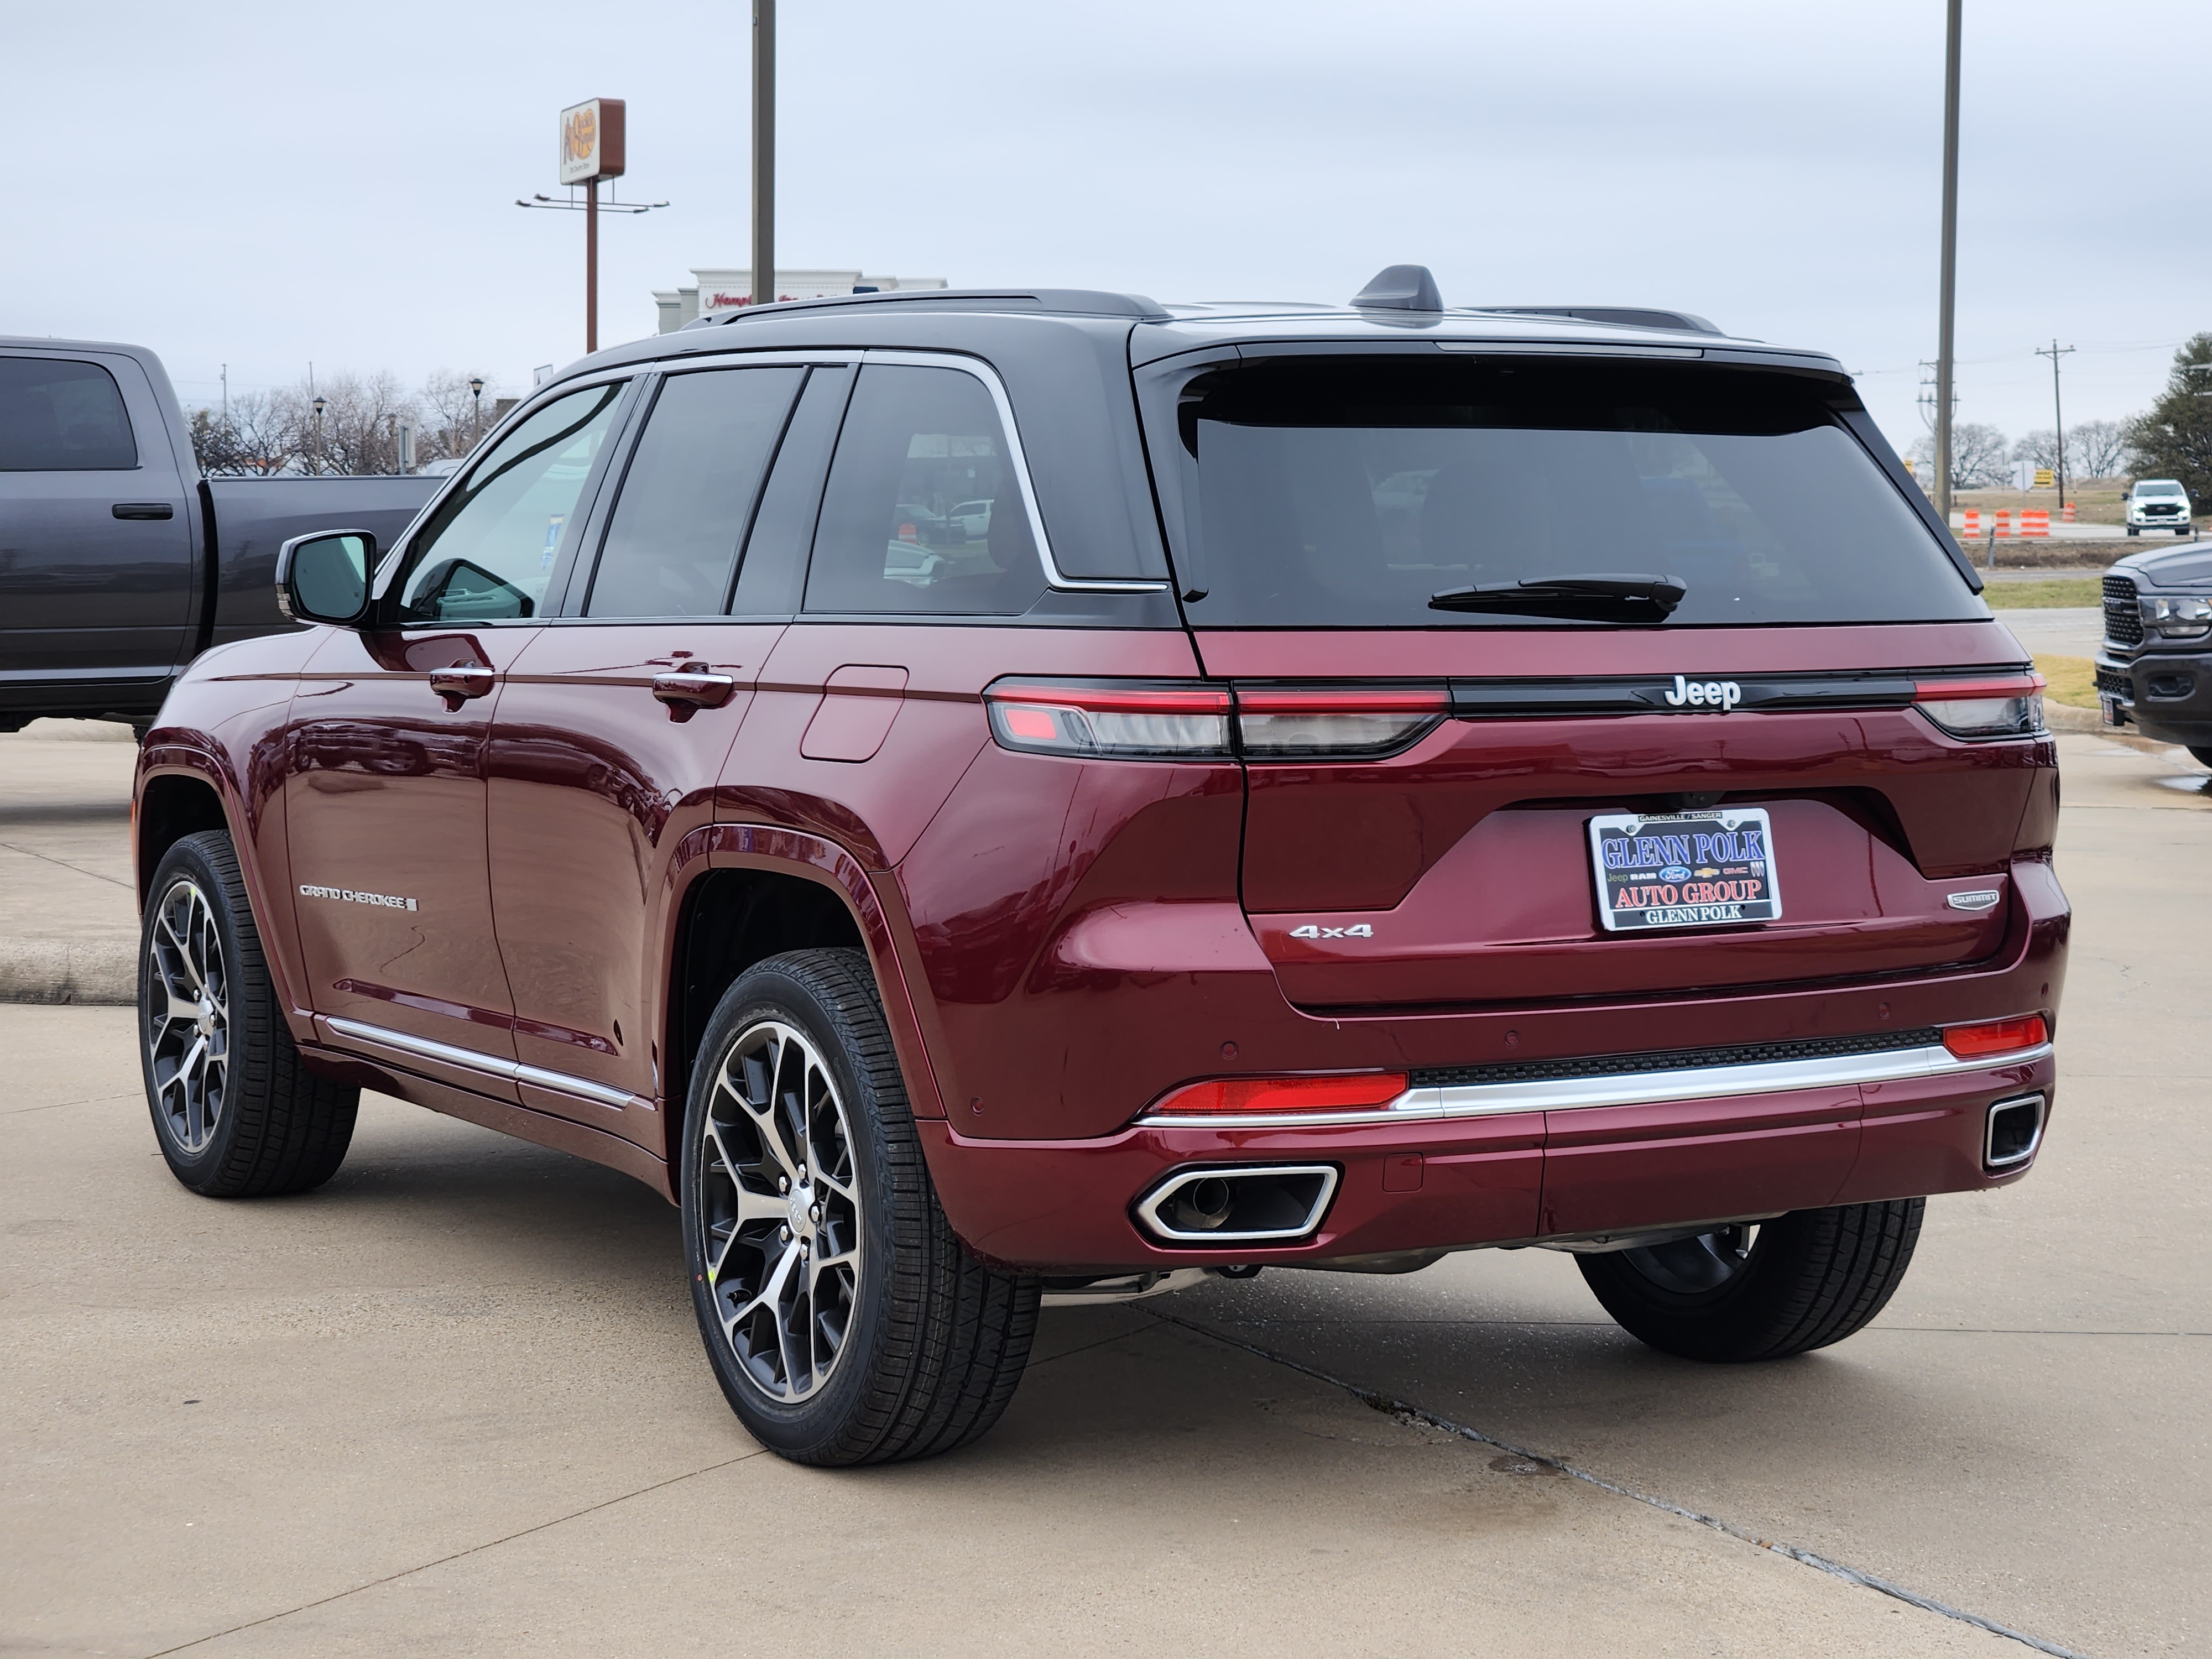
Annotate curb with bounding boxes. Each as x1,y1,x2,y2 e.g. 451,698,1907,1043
0,937,135,1005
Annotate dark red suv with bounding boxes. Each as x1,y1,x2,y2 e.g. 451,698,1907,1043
132,270,2066,1465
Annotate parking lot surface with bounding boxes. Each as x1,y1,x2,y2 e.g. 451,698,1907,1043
3,732,2206,1657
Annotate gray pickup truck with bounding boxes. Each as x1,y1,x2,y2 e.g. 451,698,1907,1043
1,337,440,731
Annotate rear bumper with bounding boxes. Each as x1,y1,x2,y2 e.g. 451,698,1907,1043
920,1045,2056,1273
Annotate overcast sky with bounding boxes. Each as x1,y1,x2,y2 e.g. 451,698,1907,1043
11,0,2206,452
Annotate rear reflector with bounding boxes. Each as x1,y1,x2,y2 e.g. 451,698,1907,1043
985,679,1234,759
1149,1071,1409,1115
1940,1014,2049,1060
1915,675,2046,740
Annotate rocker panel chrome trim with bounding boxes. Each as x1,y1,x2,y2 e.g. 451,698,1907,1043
325,1016,644,1113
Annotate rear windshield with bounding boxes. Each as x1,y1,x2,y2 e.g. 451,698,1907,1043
1157,356,1983,628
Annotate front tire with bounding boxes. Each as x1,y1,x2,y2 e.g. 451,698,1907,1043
1578,1200,1923,1362
681,948,1038,1465
139,830,359,1197
2188,745,2212,769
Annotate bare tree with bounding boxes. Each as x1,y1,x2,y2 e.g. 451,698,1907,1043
2068,418,2131,481
2011,429,2057,472
190,368,508,476
1911,422,2011,490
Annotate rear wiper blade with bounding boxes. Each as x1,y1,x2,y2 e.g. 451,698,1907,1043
1428,572,1688,624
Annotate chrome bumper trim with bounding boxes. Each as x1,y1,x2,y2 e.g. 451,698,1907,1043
1138,1042,2053,1130
326,1016,644,1113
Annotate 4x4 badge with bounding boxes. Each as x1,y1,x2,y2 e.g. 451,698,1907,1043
1290,923,1374,940
1663,675,1743,710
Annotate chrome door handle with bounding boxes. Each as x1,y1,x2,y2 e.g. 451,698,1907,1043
429,664,495,709
651,671,738,721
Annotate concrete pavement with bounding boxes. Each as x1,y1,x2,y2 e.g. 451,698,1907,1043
2,731,2206,1656
0,719,137,1004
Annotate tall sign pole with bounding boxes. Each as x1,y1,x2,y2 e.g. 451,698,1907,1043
560,98,627,353
753,0,775,308
1933,0,1961,522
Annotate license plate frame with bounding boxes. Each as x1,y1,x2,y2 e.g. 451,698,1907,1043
1588,807,1783,934
2099,693,2122,728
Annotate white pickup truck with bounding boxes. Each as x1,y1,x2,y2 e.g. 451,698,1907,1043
2126,478,2195,537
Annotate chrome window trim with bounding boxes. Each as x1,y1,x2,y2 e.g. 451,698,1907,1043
1138,1041,2054,1129
860,348,1169,594
326,1015,643,1113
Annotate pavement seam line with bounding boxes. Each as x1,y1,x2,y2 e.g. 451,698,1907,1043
139,1447,771,1657
0,838,135,888
1146,1307,2097,1659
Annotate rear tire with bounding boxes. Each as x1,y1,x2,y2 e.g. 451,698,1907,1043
681,947,1038,1465
2188,746,2212,769
1578,1200,1923,1362
138,830,359,1197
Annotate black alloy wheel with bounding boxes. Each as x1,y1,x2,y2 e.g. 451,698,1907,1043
681,948,1038,1465
1577,1200,1924,1363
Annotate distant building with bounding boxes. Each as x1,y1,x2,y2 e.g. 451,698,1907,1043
653,269,948,333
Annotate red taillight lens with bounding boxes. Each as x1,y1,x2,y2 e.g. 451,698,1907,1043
1915,675,2046,740
984,679,1234,759
1235,684,1448,759
1149,1072,1410,1115
1941,1015,2049,1060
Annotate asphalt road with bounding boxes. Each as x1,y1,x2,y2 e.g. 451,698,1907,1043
3,732,2207,1657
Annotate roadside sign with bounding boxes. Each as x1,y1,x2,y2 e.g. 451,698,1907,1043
560,98,626,185
2033,467,2055,488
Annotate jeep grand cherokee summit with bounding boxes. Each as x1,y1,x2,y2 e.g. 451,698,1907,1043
131,268,2065,1465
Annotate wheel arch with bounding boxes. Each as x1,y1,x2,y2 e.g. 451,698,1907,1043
660,824,947,1177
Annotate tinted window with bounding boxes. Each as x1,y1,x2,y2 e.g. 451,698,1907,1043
805,364,1044,615
0,357,137,471
397,383,624,623
1165,357,1983,628
585,367,802,617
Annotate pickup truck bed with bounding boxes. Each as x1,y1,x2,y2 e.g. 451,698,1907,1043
1,337,438,728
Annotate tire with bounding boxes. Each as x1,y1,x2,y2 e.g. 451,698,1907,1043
681,947,1039,1465
139,830,359,1197
1577,1200,1923,1363
2188,746,2212,769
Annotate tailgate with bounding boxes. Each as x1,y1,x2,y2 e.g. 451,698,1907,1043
1205,625,2040,1011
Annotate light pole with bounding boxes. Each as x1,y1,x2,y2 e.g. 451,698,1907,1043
311,394,327,473
469,375,485,443
753,0,775,308
1933,0,1962,524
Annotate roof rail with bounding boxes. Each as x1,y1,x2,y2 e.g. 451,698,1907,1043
685,288,1170,328
1482,305,1723,336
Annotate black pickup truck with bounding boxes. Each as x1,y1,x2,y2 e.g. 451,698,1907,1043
1,337,440,730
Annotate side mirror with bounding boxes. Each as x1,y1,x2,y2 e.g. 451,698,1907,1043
275,530,375,626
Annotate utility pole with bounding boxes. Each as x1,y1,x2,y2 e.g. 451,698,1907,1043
753,0,776,308
1933,0,1963,523
220,364,227,424
2036,338,2075,506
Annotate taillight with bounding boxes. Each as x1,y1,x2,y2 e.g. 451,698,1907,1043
1915,675,2045,739
982,679,1446,761
984,680,1233,758
1941,1014,2049,1060
1149,1072,1410,1115
1235,684,1448,758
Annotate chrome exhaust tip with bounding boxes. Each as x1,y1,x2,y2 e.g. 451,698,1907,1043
1985,1093,2046,1170
1135,1165,1338,1245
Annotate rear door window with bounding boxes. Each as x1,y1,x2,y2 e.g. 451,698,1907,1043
0,357,138,471
583,366,803,617
804,363,1044,616
1158,356,1983,628
395,382,625,623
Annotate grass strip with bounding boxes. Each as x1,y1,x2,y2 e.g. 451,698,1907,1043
1985,580,2100,609
2036,654,2096,709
